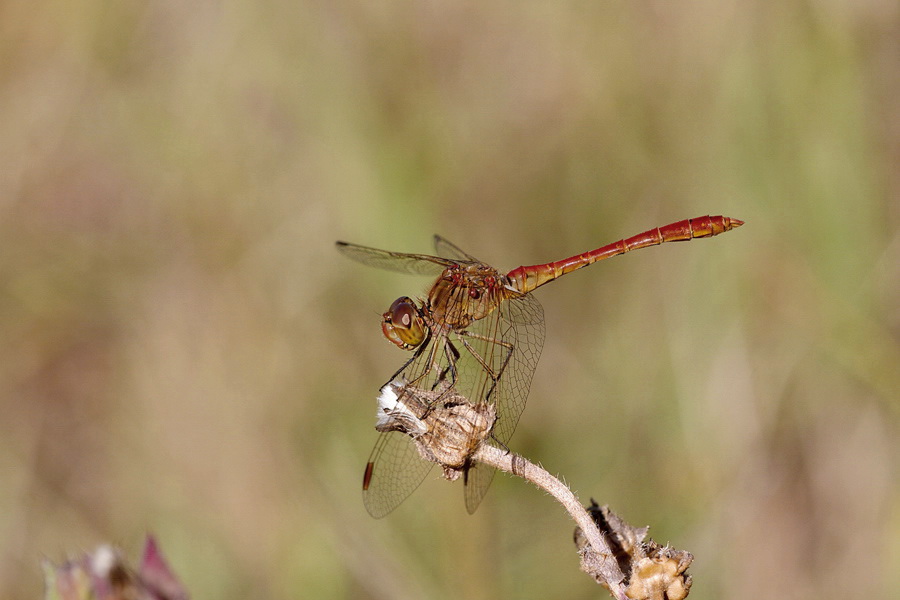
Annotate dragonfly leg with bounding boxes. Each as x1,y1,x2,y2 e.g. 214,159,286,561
458,330,515,405
381,336,446,421
383,336,431,388
435,340,461,389
419,340,462,421
490,435,510,454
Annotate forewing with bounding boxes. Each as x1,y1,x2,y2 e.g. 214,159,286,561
433,235,481,263
362,333,450,517
362,431,434,518
336,241,453,276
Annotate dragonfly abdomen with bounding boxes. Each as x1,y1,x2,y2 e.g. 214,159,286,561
507,215,743,293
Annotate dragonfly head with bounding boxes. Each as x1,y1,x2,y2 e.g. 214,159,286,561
382,297,427,350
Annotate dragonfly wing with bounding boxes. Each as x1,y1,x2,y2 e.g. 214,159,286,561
433,235,482,263
501,291,545,326
450,293,545,511
336,241,453,276
476,293,545,445
363,431,434,518
463,460,497,514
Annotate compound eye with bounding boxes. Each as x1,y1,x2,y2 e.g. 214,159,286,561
382,297,426,349
389,297,417,328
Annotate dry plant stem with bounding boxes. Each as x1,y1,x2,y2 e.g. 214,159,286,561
474,444,629,600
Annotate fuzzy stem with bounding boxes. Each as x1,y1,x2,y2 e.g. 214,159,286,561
474,444,629,600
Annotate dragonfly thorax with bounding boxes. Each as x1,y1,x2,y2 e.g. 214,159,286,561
427,264,510,327
382,296,428,350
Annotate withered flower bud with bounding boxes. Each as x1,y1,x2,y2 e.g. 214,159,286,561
575,501,692,600
375,380,496,478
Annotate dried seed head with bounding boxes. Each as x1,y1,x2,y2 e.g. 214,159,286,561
624,544,693,600
575,502,692,600
374,380,496,475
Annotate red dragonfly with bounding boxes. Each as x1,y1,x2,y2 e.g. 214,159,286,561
337,215,743,517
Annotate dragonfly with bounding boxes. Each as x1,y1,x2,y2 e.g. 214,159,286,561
337,215,743,518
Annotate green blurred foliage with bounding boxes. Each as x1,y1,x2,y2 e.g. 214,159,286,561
1,0,897,599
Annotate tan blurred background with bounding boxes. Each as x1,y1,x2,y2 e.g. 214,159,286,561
1,0,898,598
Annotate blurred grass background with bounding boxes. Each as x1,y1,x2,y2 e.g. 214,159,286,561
1,0,898,598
